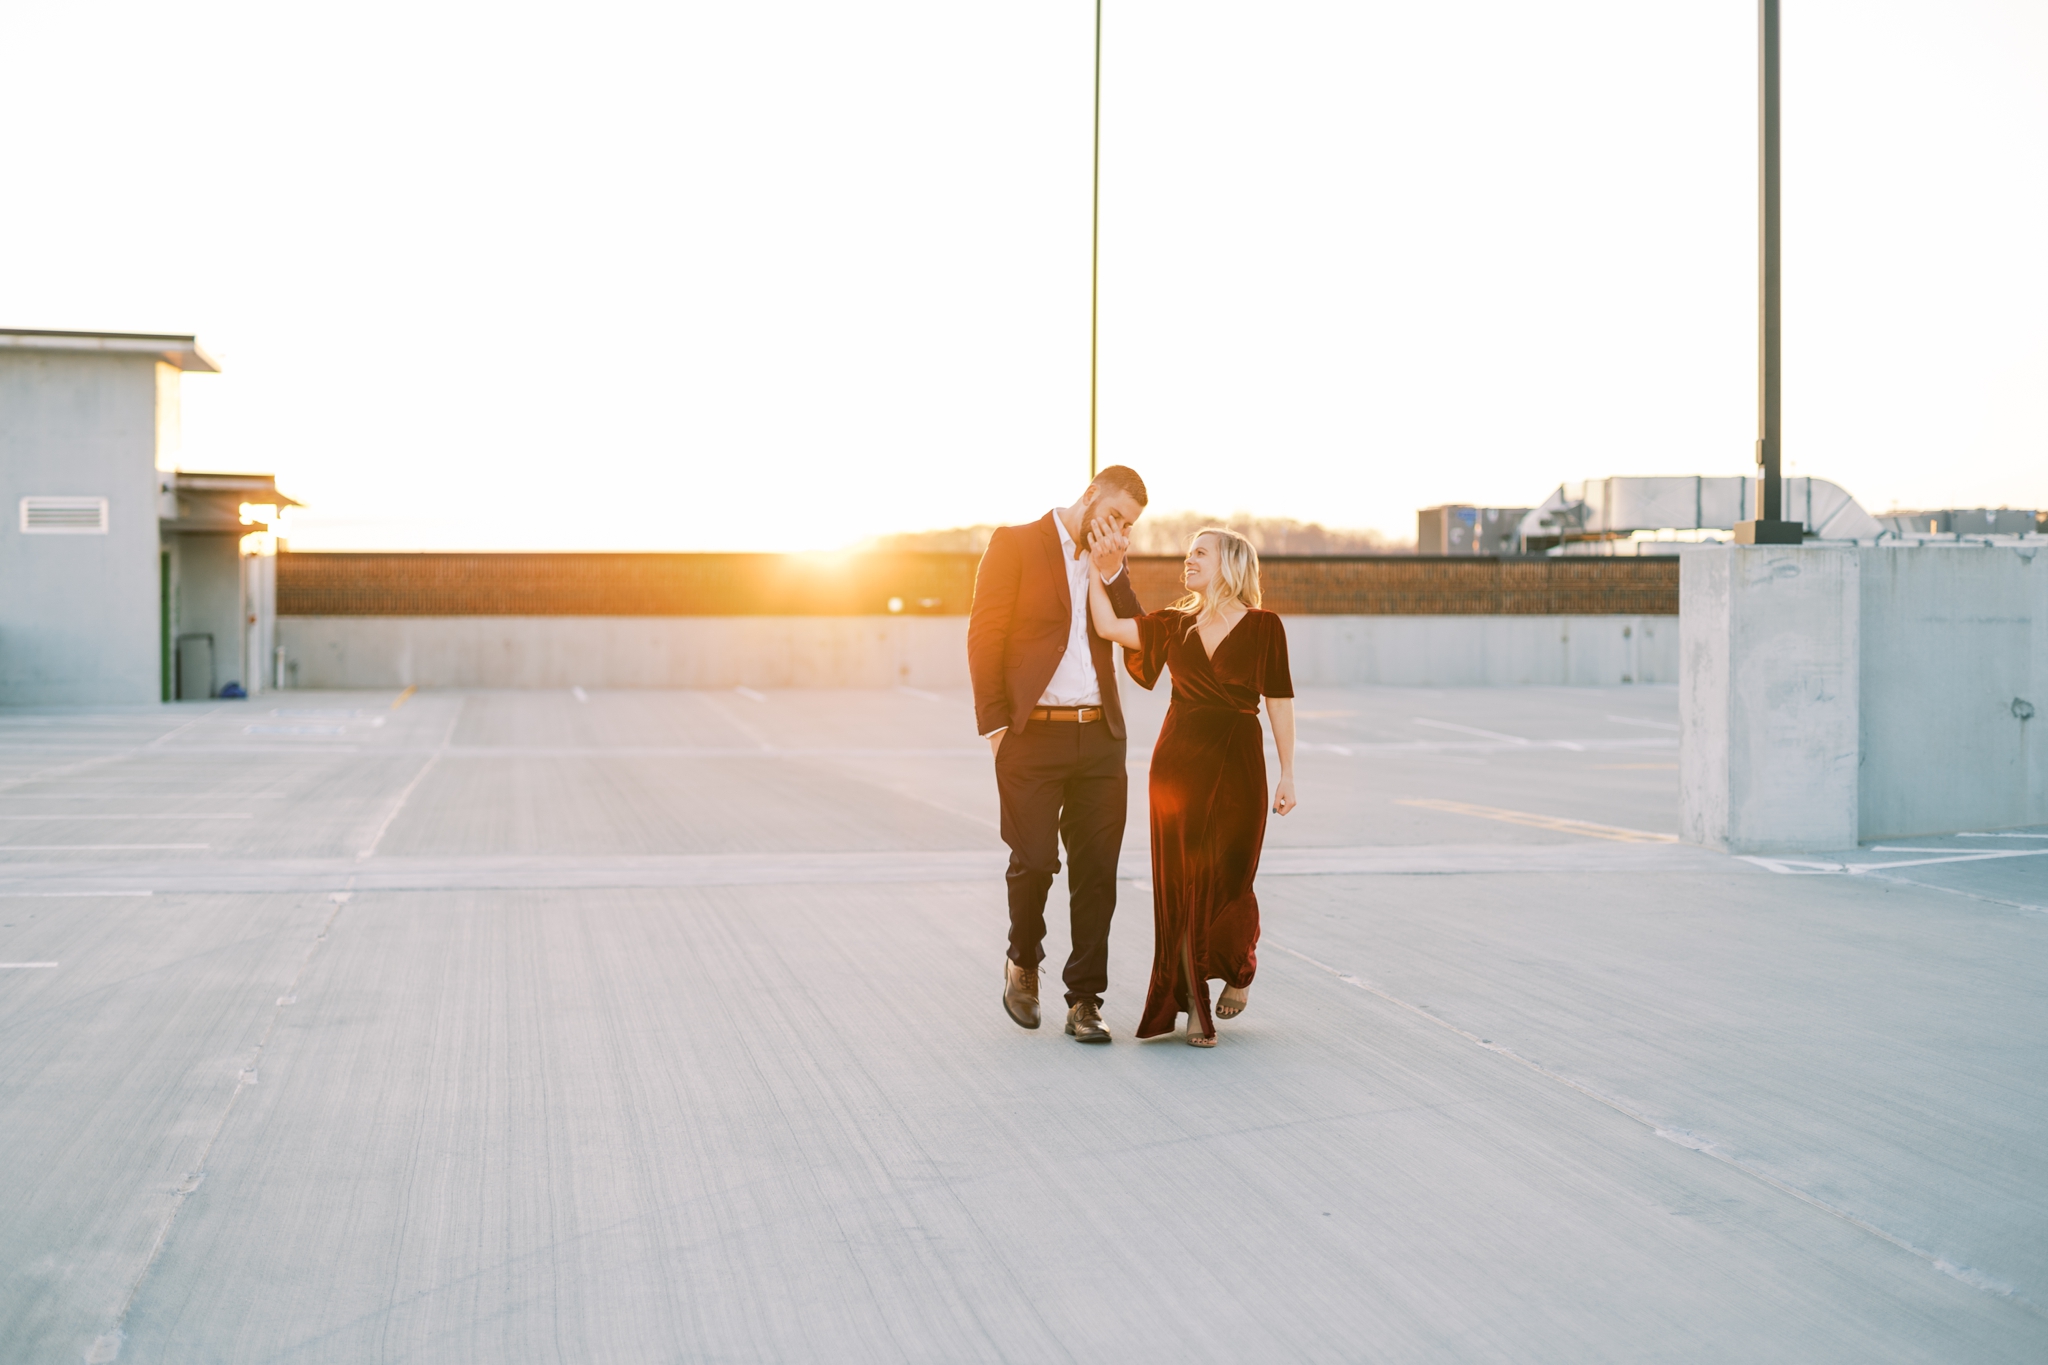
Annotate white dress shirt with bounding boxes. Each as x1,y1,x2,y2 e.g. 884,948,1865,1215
1038,510,1121,708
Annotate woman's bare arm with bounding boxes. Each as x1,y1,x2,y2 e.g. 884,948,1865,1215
1267,696,1297,815
1088,562,1141,648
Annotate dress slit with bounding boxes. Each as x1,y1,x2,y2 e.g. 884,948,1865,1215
1181,925,1211,1039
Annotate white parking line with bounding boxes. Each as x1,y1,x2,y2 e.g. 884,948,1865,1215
1606,715,1680,731
0,793,286,799
0,844,208,851
0,962,58,969
1865,848,2048,868
1397,797,1675,844
572,686,589,703
1414,718,1528,743
1959,832,2048,840
0,814,251,820
735,687,767,703
0,891,152,897
1742,848,2048,874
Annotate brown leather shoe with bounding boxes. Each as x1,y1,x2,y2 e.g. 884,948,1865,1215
1064,1001,1111,1044
1004,959,1041,1029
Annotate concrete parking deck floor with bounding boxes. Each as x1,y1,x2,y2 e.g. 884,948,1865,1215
2,684,2043,1363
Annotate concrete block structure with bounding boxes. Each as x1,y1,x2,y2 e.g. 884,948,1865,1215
0,329,291,705
1857,547,2047,839
1681,544,2046,849
1680,547,1862,852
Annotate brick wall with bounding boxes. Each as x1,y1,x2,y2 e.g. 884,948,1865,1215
277,551,1677,617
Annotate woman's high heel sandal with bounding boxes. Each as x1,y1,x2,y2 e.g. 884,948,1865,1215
1215,985,1248,1019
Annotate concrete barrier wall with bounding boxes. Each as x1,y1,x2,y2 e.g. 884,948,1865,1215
277,614,1680,691
1281,615,1673,686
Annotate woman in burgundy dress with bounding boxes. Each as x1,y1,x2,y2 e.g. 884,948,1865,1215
1087,527,1297,1046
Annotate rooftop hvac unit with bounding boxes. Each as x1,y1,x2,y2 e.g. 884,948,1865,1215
20,496,109,534
1516,477,1883,548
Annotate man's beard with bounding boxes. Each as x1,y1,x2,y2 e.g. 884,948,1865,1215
1074,498,1116,559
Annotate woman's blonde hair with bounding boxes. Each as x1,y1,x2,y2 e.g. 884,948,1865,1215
1173,527,1262,631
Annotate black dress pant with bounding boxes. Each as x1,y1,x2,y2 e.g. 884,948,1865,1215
995,717,1128,1006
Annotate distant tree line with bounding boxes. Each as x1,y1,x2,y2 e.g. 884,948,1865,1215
866,513,1413,557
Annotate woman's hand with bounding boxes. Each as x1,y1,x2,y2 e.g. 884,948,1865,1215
1265,698,1296,815
1087,517,1129,580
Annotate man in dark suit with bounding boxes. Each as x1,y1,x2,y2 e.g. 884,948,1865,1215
967,465,1147,1044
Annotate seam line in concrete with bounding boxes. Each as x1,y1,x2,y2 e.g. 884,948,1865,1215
1271,942,2043,1317
355,699,465,860
1851,870,2048,919
90,885,356,1362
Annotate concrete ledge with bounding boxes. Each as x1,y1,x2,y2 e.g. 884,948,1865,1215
275,614,1681,690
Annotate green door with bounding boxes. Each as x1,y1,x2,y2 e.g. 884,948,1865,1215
160,550,172,702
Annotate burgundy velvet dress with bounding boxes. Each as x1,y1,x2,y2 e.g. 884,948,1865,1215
1124,608,1293,1039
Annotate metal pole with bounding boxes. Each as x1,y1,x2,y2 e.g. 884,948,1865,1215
1736,0,1800,544
1089,0,1102,481
1758,0,1781,523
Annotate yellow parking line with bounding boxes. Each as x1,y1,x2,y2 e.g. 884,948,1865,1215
392,685,417,710
1397,797,1677,844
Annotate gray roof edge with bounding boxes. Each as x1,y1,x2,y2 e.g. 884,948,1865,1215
0,328,220,373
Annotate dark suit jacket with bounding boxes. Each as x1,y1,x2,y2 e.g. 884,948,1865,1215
968,512,1143,740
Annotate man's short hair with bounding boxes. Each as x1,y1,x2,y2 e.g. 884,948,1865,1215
1091,464,1148,507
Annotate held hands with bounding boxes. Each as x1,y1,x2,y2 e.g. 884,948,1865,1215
1086,517,1130,580
1272,776,1297,816
987,728,1006,760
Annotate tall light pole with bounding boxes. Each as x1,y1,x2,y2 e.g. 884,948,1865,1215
1737,0,1804,544
1089,0,1103,480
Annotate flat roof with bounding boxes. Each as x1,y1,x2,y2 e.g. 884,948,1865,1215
0,327,219,373
0,685,2040,1359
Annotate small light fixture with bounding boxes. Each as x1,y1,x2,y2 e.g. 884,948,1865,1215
887,597,905,614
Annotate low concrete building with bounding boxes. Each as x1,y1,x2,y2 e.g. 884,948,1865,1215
0,328,293,704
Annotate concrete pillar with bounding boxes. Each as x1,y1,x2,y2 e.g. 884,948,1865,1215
1680,546,1860,852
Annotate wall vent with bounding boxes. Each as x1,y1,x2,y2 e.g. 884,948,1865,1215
21,496,110,534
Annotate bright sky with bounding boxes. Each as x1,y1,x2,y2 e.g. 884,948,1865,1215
3,1,2043,550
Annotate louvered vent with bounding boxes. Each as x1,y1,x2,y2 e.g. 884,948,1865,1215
20,497,110,534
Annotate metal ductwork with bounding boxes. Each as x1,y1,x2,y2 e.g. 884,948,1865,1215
1517,477,1883,553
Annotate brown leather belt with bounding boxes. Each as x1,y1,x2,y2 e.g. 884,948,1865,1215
1030,705,1104,723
